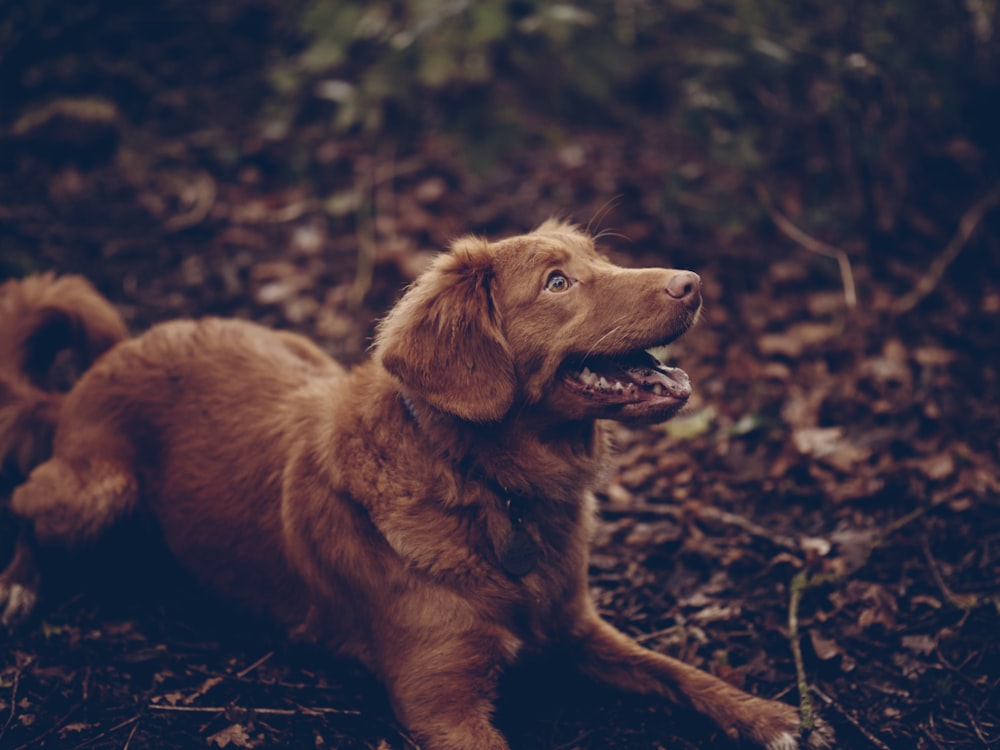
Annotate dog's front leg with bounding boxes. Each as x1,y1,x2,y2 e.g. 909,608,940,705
569,603,831,750
0,524,41,629
379,631,513,750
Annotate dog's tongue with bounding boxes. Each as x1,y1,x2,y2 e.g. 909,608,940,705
623,361,690,398
576,349,691,399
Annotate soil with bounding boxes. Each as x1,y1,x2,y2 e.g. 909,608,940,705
1,6,998,750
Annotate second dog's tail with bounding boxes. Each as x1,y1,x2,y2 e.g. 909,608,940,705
0,273,127,479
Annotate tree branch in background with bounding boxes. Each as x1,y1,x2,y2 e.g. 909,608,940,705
755,183,857,310
893,182,1000,314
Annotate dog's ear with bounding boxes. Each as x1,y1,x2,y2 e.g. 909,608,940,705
376,237,515,422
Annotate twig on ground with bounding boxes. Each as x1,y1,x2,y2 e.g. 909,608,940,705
788,570,817,734
72,715,141,749
235,651,274,679
755,182,857,309
11,708,78,750
810,686,892,750
147,703,362,717
894,183,1000,314
785,505,933,733
689,504,801,552
921,536,980,612
121,717,141,750
0,661,23,743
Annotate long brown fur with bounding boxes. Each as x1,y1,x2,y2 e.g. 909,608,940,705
0,223,829,749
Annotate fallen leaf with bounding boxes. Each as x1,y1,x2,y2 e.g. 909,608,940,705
808,630,841,661
154,691,185,706
854,581,899,631
11,96,120,135
690,604,741,623
901,634,937,656
59,722,93,737
207,723,255,749
758,322,839,357
829,525,879,571
859,338,911,388
913,452,955,481
184,676,224,704
800,536,832,557
793,426,871,472
662,405,716,439
913,346,957,367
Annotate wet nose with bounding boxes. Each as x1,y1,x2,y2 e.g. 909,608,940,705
666,271,701,303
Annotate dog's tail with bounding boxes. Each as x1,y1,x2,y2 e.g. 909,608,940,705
0,273,127,479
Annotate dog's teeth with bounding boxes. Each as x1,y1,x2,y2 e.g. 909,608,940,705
578,367,596,386
652,384,664,395
597,376,611,389
613,381,624,391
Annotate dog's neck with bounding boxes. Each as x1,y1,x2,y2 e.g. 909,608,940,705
397,389,607,505
390,384,605,580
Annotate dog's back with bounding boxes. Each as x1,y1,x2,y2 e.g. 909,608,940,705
15,314,345,625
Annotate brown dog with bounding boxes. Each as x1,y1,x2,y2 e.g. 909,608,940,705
0,222,829,749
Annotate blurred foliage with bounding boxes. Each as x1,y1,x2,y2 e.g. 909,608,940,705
273,0,1000,246
266,1,641,149
2,0,998,255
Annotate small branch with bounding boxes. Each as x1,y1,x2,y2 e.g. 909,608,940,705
921,537,981,611
690,504,801,552
788,571,817,734
121,717,141,750
148,705,227,714
147,704,361,717
235,651,274,679
811,686,892,750
756,182,857,309
0,663,22,743
72,715,141,749
784,504,933,735
894,182,1000,314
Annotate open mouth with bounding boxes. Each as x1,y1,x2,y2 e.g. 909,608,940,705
560,344,691,413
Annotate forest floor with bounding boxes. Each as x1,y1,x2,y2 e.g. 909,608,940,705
1,10,999,750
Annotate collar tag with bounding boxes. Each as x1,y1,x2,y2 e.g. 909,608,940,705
500,495,540,577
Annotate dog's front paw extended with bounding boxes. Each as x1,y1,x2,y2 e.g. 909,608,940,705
0,575,39,630
761,722,834,750
725,696,835,750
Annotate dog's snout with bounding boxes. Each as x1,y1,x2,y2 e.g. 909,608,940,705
665,271,701,303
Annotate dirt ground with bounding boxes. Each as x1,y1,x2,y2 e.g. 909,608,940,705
2,6,999,750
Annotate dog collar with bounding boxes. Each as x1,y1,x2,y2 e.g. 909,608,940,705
456,457,541,578
399,397,540,578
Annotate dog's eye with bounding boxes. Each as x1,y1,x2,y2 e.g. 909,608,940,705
545,273,571,293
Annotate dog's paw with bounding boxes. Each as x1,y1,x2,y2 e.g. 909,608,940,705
0,578,39,630
729,696,835,750
798,717,836,750
759,715,835,750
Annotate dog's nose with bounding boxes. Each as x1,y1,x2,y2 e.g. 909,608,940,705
666,271,701,302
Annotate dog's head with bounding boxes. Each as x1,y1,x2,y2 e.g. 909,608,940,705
376,221,701,426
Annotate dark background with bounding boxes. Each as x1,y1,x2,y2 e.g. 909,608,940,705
1,2,998,748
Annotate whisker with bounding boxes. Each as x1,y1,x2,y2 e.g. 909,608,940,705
586,196,623,236
593,229,633,244
579,313,632,363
